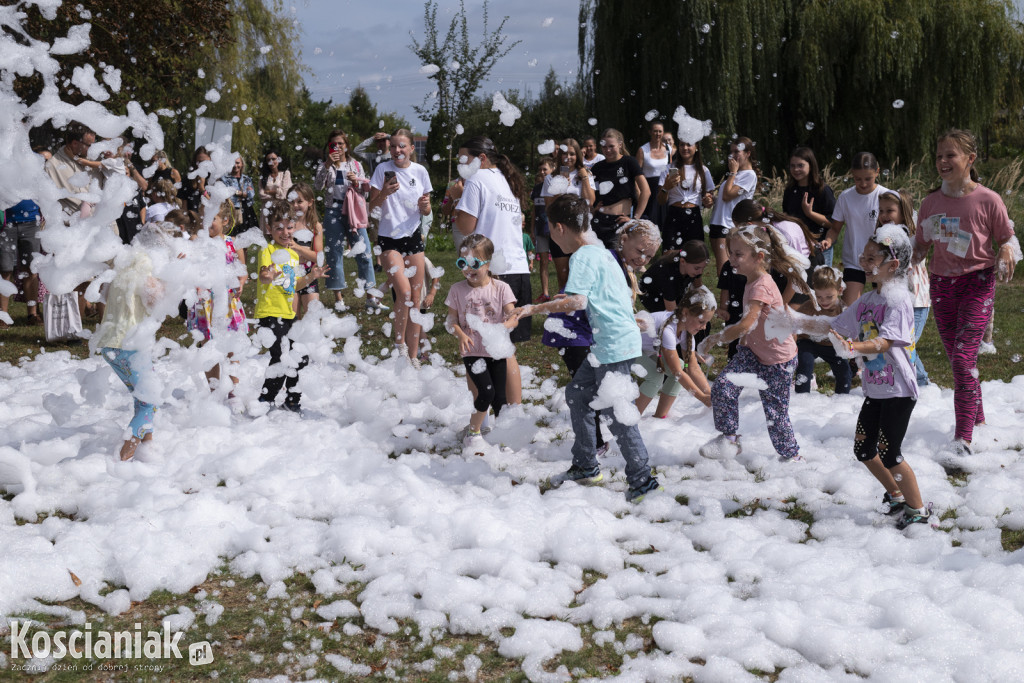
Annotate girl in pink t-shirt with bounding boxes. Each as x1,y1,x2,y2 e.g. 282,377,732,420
444,234,518,448
913,129,1019,453
697,223,814,462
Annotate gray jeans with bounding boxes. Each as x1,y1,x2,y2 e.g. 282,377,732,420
565,358,653,488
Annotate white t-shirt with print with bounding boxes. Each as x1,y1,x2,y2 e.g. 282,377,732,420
370,161,433,239
709,169,757,228
831,184,889,270
659,164,714,206
458,168,528,275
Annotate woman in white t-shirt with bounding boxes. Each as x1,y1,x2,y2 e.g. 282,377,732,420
542,138,596,290
709,136,759,276
581,136,605,169
820,151,889,305
368,129,433,361
636,121,672,226
454,135,529,403
657,139,714,250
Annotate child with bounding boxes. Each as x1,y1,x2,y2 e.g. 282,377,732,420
708,136,758,276
878,189,929,386
523,227,536,273
821,152,890,305
793,266,850,394
186,200,248,395
531,158,554,301
698,222,814,462
444,234,518,447
786,227,929,528
514,194,660,503
144,179,181,225
635,283,716,418
287,182,324,319
256,200,328,412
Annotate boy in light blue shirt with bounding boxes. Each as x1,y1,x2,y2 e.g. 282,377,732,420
513,195,661,502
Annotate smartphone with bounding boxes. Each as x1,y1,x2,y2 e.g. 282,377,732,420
384,170,396,183
667,167,680,178
559,165,570,176
328,143,340,154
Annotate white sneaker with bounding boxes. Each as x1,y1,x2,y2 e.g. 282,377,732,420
699,434,742,459
978,341,997,355
463,432,488,450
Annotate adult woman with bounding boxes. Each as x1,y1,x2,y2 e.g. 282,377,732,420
369,129,433,361
314,129,378,308
542,138,596,290
259,151,293,202
657,139,714,249
220,156,255,229
636,121,672,226
182,146,211,213
708,136,758,276
581,136,604,169
913,129,1018,454
591,129,650,249
454,135,529,402
782,146,835,266
151,151,181,186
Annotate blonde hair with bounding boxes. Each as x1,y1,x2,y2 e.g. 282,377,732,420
391,129,417,162
289,182,320,232
727,223,814,299
615,218,662,299
877,189,917,236
600,128,630,156
460,233,494,260
809,265,844,292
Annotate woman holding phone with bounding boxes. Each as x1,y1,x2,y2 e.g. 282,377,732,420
657,139,714,249
541,138,596,290
314,129,377,308
369,129,433,363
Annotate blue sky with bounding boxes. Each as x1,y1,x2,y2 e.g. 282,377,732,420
289,1,582,131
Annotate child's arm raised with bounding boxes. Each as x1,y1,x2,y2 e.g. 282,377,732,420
512,293,587,319
295,264,328,291
501,302,520,329
259,265,278,284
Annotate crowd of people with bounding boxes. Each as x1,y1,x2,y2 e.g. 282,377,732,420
1,120,1020,525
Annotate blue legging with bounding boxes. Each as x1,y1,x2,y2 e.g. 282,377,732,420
323,205,375,291
101,348,156,439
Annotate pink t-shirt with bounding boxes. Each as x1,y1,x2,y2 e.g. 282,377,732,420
444,278,516,357
916,185,1014,277
741,272,797,365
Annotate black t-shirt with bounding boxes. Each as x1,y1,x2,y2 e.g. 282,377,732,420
592,156,643,207
781,183,836,240
638,256,697,312
717,261,789,324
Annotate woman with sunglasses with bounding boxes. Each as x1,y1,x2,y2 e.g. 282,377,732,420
590,129,650,249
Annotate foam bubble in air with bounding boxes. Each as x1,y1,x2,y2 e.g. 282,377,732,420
672,106,713,145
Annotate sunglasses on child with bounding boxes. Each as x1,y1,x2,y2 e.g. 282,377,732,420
457,256,489,270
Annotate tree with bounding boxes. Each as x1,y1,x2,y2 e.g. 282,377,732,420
579,0,1024,171
409,0,521,186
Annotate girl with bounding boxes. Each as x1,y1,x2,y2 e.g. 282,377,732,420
657,139,714,249
370,129,434,363
287,182,324,319
782,146,836,265
543,139,596,291
635,283,716,418
698,222,814,462
792,266,850,394
878,189,929,386
821,152,890,305
591,129,650,249
611,218,663,305
708,136,759,276
314,129,378,309
913,129,1018,454
636,121,672,226
255,200,328,412
454,135,529,398
823,227,929,529
186,200,248,395
637,240,709,313
144,178,180,225
444,234,518,447
531,157,554,301
259,150,292,202
581,136,604,169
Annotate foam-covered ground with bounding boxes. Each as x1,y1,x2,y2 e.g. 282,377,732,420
1,328,1023,682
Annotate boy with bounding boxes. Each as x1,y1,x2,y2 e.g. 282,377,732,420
256,200,327,412
513,194,660,502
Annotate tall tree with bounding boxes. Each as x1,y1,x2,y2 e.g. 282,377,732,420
579,0,1024,170
409,0,521,185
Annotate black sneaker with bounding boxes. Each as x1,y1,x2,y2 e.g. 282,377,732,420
882,492,906,516
563,465,603,485
626,477,663,503
896,505,930,530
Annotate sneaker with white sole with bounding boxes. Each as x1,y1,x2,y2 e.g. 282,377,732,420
881,491,907,516
699,434,742,459
978,341,997,355
951,439,973,456
560,464,603,485
463,431,487,450
777,452,804,463
896,503,932,530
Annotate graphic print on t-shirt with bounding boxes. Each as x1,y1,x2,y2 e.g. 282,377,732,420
855,300,916,384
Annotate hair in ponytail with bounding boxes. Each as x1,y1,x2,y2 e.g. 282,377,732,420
930,129,980,193
665,283,717,355
462,135,526,201
728,222,814,300
732,198,819,254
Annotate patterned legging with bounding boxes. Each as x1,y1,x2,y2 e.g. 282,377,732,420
930,267,995,443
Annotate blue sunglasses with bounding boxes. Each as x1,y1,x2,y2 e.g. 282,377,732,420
457,256,489,270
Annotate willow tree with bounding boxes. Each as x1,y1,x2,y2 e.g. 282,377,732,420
580,0,1024,169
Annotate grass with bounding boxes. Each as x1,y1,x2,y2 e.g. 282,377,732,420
2,157,1023,679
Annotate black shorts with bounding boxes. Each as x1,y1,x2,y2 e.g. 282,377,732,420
549,235,568,259
590,213,621,249
497,272,532,343
377,232,424,257
663,206,705,250
708,224,730,240
854,396,916,468
843,267,867,285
